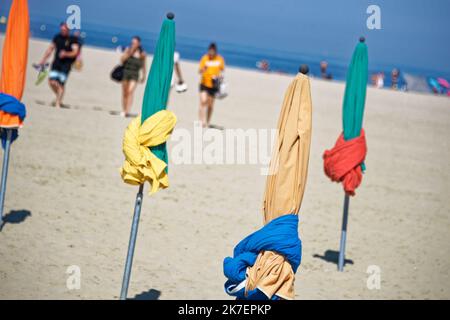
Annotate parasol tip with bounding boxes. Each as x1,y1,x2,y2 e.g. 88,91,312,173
359,36,366,43
299,64,309,75
167,12,175,20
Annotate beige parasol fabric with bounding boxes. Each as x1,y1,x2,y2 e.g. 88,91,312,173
262,73,312,224
245,72,312,299
245,250,295,299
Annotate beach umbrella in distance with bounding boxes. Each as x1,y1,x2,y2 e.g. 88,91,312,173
323,37,368,271
427,77,441,94
119,12,176,299
437,77,450,96
223,68,312,299
437,78,450,89
0,0,29,229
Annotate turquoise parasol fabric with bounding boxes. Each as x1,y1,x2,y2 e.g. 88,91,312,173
141,17,175,166
342,39,368,141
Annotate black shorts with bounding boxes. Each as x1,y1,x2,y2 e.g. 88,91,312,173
199,84,218,97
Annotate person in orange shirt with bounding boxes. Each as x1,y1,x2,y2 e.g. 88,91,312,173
198,43,225,128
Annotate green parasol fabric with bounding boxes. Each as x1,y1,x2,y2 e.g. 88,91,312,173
342,38,368,172
141,16,175,166
342,39,368,141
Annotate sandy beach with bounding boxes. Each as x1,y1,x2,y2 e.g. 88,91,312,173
0,36,449,299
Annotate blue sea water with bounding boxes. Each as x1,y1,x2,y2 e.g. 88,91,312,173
2,18,449,93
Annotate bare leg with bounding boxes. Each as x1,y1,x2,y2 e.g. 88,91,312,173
206,95,215,127
199,90,208,127
49,80,64,108
174,62,184,84
49,79,59,95
125,80,137,115
122,80,129,115
49,80,59,105
56,84,65,108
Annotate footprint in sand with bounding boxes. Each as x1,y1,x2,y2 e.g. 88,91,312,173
35,99,71,109
109,110,138,117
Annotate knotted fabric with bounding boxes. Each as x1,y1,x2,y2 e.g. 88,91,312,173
323,129,367,196
223,214,301,300
120,110,176,194
0,93,26,147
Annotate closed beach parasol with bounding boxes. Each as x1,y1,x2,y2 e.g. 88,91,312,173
223,68,312,300
437,77,450,96
0,0,29,228
437,77,450,89
323,37,368,271
119,12,176,299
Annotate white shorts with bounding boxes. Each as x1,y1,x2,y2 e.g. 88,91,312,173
49,70,68,85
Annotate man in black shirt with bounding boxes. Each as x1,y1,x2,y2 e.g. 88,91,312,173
38,22,80,108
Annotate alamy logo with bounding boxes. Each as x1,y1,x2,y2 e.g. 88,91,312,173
170,121,277,175
66,5,81,30
66,265,81,290
366,265,381,290
366,5,381,30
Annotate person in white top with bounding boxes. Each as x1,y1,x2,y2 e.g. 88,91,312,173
172,51,188,92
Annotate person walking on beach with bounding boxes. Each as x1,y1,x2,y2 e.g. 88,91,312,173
120,36,146,117
371,72,385,89
320,60,333,80
391,68,400,90
198,43,225,128
37,22,80,108
172,51,187,92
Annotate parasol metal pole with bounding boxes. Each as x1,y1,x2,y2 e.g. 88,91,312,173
338,193,350,271
0,128,13,227
120,183,144,300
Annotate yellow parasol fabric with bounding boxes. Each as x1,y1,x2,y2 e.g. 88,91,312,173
120,110,177,194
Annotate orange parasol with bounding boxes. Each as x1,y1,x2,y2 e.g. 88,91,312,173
0,0,29,227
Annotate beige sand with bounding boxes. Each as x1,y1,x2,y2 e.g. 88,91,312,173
0,37,449,299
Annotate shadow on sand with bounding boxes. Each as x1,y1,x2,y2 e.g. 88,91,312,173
128,289,161,300
208,124,225,130
313,250,354,267
0,209,31,231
